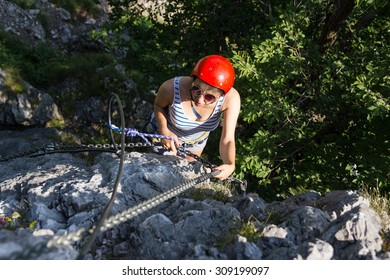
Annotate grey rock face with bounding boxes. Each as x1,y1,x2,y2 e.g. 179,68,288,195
0,68,62,126
0,128,389,260
0,0,108,51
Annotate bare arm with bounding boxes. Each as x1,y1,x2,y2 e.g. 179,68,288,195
214,88,241,180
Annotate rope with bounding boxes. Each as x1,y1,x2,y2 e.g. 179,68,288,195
108,124,188,158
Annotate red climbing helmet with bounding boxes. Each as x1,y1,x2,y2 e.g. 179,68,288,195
191,55,235,94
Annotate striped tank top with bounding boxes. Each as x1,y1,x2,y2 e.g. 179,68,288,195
167,76,225,145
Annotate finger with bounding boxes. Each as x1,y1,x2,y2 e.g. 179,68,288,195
161,140,168,149
162,139,170,149
171,141,177,154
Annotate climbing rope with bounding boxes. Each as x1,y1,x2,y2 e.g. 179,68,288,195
108,124,190,159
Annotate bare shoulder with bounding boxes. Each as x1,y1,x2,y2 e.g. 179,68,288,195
180,76,193,85
155,78,175,105
222,87,241,110
158,78,175,94
157,76,192,101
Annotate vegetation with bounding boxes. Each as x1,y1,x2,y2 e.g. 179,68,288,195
190,181,233,202
102,0,389,201
0,212,37,231
361,185,390,250
232,1,390,201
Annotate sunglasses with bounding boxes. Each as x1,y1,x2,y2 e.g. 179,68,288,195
190,85,219,103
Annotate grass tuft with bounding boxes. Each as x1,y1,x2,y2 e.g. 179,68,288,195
361,185,390,252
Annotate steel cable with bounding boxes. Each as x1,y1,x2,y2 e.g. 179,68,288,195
76,93,126,259
46,169,220,249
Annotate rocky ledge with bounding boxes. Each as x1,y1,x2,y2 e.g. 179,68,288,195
0,128,389,260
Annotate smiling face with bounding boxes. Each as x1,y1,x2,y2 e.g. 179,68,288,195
190,78,223,105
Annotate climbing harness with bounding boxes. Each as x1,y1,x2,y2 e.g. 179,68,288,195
1,93,247,259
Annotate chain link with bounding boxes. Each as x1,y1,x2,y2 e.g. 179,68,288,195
0,142,154,162
1,139,215,170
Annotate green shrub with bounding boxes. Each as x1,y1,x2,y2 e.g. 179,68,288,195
100,0,390,201
232,1,390,199
104,0,272,94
